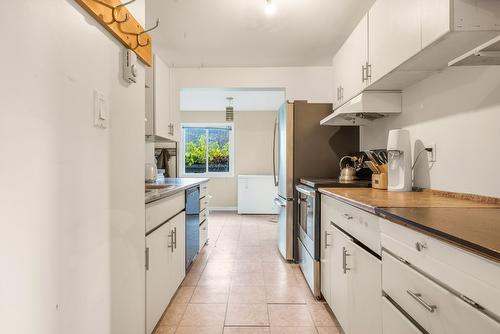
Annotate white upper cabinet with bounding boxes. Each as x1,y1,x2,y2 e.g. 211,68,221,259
368,0,421,85
421,0,451,49
330,0,500,106
333,14,369,109
146,55,180,141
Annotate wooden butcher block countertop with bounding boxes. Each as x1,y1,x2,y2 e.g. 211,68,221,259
319,187,500,262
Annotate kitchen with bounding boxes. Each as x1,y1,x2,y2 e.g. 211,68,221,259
2,1,500,334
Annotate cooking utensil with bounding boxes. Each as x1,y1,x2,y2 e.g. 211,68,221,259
365,161,381,174
378,151,388,164
339,156,358,182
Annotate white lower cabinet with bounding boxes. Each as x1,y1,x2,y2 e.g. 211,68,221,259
199,219,208,250
146,211,185,334
382,297,422,334
329,225,382,334
383,251,500,334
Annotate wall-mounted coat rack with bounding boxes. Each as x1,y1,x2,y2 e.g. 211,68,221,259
75,0,159,66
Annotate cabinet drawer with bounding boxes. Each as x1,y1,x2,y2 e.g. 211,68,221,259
200,182,208,199
146,191,185,233
380,219,500,317
199,220,208,250
200,197,209,212
382,297,422,334
383,251,500,334
322,195,381,254
200,209,208,224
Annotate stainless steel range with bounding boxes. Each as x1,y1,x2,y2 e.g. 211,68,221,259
296,178,371,298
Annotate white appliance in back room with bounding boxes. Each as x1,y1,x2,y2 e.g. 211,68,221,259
387,129,412,192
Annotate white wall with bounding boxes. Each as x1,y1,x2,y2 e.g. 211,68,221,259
0,2,146,334
180,111,277,208
172,67,334,105
361,66,500,198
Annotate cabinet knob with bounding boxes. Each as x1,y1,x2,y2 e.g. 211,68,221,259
343,213,354,220
415,241,427,252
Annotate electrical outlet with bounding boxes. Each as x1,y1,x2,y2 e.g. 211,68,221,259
427,143,437,162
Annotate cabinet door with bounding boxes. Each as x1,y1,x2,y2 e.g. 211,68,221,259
331,55,342,109
146,222,173,334
369,0,421,84
337,14,369,102
349,238,382,334
382,297,422,334
171,212,186,287
330,226,352,333
421,0,451,48
153,55,172,140
145,66,154,136
320,211,332,303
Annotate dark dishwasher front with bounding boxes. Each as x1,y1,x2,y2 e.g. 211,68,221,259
185,186,200,270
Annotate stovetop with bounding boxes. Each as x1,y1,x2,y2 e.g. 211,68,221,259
300,178,372,189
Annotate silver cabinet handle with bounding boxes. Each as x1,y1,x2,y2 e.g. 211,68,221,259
343,213,354,220
407,290,437,313
366,62,372,82
324,230,331,249
173,227,177,249
168,231,174,252
145,247,150,271
342,247,351,274
415,241,427,252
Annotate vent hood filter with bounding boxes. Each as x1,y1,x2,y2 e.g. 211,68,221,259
320,91,402,126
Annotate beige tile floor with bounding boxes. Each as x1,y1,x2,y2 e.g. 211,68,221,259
154,212,343,334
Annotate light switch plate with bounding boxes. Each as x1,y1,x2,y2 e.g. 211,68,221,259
93,90,108,129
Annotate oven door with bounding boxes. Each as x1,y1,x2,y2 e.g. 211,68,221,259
296,184,316,259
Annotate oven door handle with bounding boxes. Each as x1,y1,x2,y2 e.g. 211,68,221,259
295,185,316,197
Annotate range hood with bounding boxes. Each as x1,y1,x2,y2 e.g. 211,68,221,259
449,35,500,67
320,91,401,126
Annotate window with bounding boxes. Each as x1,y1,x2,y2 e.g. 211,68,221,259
180,123,234,177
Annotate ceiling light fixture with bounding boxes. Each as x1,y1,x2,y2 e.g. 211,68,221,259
265,0,276,16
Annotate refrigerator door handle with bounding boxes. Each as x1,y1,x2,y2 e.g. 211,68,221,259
272,118,279,187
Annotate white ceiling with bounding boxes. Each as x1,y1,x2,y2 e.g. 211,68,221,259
146,0,375,67
180,88,285,112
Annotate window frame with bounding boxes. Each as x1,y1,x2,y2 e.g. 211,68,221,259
180,122,235,178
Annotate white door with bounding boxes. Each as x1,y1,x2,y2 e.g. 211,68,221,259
146,221,173,334
330,226,352,333
337,14,369,102
368,0,421,84
320,216,332,304
349,239,382,334
153,54,172,140
171,212,186,287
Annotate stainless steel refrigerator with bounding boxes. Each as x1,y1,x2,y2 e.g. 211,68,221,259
273,101,359,261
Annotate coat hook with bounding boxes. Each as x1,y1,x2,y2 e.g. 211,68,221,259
93,0,136,24
140,19,160,36
134,19,159,49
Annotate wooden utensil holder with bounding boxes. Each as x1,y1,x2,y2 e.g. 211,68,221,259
372,164,388,190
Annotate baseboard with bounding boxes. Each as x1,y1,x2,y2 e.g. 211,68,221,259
209,207,237,212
